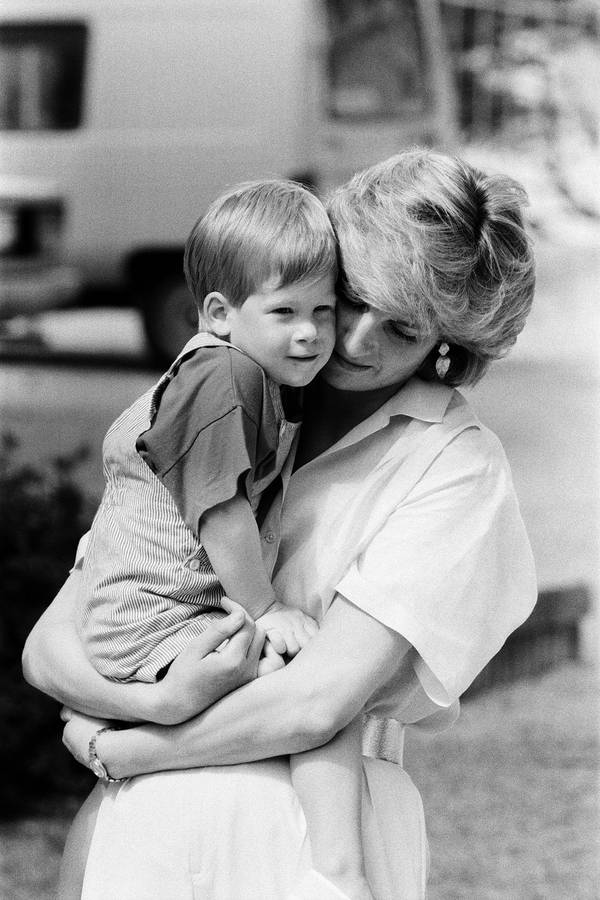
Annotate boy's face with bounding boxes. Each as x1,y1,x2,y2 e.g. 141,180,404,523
225,273,336,387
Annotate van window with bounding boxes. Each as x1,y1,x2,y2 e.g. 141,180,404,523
326,1,425,119
0,22,87,131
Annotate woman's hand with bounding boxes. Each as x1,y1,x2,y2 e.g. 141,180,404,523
24,568,267,726
153,598,265,724
61,708,111,771
79,595,412,780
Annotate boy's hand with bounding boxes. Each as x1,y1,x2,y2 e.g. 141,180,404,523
257,638,286,677
256,601,318,657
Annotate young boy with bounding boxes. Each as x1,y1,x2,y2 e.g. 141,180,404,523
76,180,372,899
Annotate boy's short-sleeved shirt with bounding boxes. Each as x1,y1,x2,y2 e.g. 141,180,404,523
137,336,301,530
78,333,301,682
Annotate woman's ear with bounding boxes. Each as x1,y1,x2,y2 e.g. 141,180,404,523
203,292,233,338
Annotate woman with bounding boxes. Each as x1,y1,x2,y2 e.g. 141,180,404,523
23,149,537,899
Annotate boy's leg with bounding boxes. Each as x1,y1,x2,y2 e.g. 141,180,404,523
58,783,104,900
289,716,373,900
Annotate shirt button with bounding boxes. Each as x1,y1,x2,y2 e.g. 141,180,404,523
189,558,201,571
264,531,276,544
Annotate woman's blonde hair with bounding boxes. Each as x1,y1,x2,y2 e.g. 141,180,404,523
184,179,337,310
327,149,536,385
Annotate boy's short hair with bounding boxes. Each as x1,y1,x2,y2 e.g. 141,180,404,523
328,149,536,386
184,179,337,310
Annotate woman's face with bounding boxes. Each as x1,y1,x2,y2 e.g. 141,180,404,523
321,294,438,394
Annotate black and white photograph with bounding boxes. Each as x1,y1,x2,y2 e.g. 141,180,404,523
1,1,598,898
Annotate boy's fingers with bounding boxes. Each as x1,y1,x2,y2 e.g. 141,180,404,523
303,618,319,638
300,623,318,645
265,629,286,656
257,647,286,677
285,635,300,657
261,638,282,662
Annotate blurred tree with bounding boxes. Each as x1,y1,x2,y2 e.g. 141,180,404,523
0,433,95,817
437,0,599,216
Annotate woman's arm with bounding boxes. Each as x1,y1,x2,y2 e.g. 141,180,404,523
63,595,411,778
22,568,265,724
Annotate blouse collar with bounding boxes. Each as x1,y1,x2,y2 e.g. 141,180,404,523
380,377,454,424
317,378,456,460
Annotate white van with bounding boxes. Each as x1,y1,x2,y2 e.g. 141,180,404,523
0,0,451,361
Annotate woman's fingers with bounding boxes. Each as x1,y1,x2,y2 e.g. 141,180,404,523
217,618,264,681
246,622,266,666
178,601,252,659
223,616,261,658
220,595,249,620
61,711,111,768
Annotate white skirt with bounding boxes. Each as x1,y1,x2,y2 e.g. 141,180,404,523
81,757,428,900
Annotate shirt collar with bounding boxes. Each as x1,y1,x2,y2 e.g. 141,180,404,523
179,331,292,421
378,377,455,424
318,377,455,460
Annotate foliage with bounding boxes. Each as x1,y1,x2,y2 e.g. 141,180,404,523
0,433,95,818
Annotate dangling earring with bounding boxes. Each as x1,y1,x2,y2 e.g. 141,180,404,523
435,342,450,379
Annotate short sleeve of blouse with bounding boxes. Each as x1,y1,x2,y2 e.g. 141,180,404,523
137,348,275,535
336,426,537,706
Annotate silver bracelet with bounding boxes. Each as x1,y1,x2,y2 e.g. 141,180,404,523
88,726,125,783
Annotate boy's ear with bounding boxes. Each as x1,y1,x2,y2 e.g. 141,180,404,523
203,292,234,338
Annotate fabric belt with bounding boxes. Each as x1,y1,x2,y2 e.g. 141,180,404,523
362,715,405,766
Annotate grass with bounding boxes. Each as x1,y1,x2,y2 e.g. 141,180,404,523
405,662,599,899
0,800,77,900
2,663,597,899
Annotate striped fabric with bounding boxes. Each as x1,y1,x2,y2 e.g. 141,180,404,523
78,335,298,683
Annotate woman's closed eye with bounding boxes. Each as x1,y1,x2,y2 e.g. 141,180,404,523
338,292,369,313
388,322,420,343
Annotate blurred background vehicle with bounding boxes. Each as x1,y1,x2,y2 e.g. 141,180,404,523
0,0,454,363
2,0,597,361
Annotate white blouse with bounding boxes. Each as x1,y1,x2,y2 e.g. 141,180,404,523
264,376,537,726
77,377,537,900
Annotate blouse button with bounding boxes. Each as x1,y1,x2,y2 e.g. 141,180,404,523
189,558,201,571
264,531,276,544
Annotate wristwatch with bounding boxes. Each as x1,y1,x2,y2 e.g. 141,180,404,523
88,726,124,782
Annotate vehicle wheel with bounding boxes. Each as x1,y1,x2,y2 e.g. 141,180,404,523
142,275,198,366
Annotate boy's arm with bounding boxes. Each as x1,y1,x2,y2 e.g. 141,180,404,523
199,491,277,617
200,492,318,655
290,717,373,899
